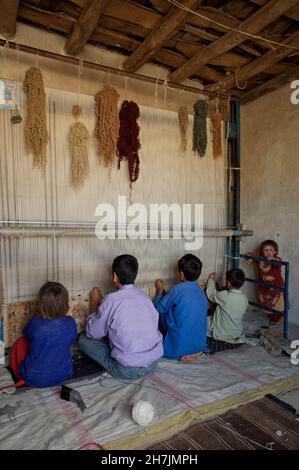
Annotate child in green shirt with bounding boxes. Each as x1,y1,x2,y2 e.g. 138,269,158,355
206,269,248,345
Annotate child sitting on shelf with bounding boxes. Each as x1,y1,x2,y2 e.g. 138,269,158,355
246,240,285,323
79,254,163,380
153,254,209,362
206,269,248,350
10,282,77,388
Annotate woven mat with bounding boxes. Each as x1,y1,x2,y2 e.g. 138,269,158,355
147,395,299,450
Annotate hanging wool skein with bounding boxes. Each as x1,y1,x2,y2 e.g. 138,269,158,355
193,99,208,158
70,105,89,188
23,67,48,169
117,100,141,183
178,106,188,156
94,85,119,169
211,108,223,159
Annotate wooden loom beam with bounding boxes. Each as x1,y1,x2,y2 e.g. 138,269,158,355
0,39,240,100
168,0,299,83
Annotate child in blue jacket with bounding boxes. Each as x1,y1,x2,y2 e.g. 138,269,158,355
153,254,208,361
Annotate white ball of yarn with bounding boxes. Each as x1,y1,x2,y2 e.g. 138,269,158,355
131,400,155,426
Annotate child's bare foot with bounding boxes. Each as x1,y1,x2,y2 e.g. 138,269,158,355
180,352,205,363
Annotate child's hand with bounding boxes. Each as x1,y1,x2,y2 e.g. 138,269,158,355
209,272,217,281
90,287,102,312
155,279,165,294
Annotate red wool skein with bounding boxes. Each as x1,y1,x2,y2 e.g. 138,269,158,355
117,101,141,183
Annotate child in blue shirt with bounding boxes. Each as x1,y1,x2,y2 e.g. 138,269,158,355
153,254,208,361
10,282,77,388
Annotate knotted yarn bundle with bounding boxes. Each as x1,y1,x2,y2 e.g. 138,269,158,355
23,67,48,169
117,100,141,183
94,85,120,169
69,121,89,188
193,99,208,158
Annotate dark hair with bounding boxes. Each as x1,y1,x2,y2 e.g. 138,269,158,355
226,269,245,289
37,281,69,320
112,254,138,285
178,254,202,281
259,239,279,256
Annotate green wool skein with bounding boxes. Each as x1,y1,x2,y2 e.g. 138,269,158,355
193,99,208,158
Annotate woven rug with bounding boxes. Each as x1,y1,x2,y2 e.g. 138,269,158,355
147,395,299,450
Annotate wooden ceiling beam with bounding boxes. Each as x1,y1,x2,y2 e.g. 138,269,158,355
123,0,201,72
206,29,299,92
0,0,20,39
168,0,299,83
18,2,223,83
182,24,262,56
249,0,299,22
65,0,109,55
240,66,299,103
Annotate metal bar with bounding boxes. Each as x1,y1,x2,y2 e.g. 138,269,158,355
249,301,284,315
284,262,289,339
240,253,289,267
245,277,285,292
226,111,235,271
0,226,253,238
0,40,238,101
234,102,241,269
242,252,290,339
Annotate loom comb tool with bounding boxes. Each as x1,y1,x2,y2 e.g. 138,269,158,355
60,384,87,413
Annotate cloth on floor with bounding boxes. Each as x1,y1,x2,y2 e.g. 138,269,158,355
1,343,299,450
147,395,299,450
0,366,17,396
242,309,270,336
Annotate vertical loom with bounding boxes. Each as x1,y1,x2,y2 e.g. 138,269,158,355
0,82,250,346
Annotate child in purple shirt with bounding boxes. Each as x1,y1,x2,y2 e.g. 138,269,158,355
79,255,163,380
